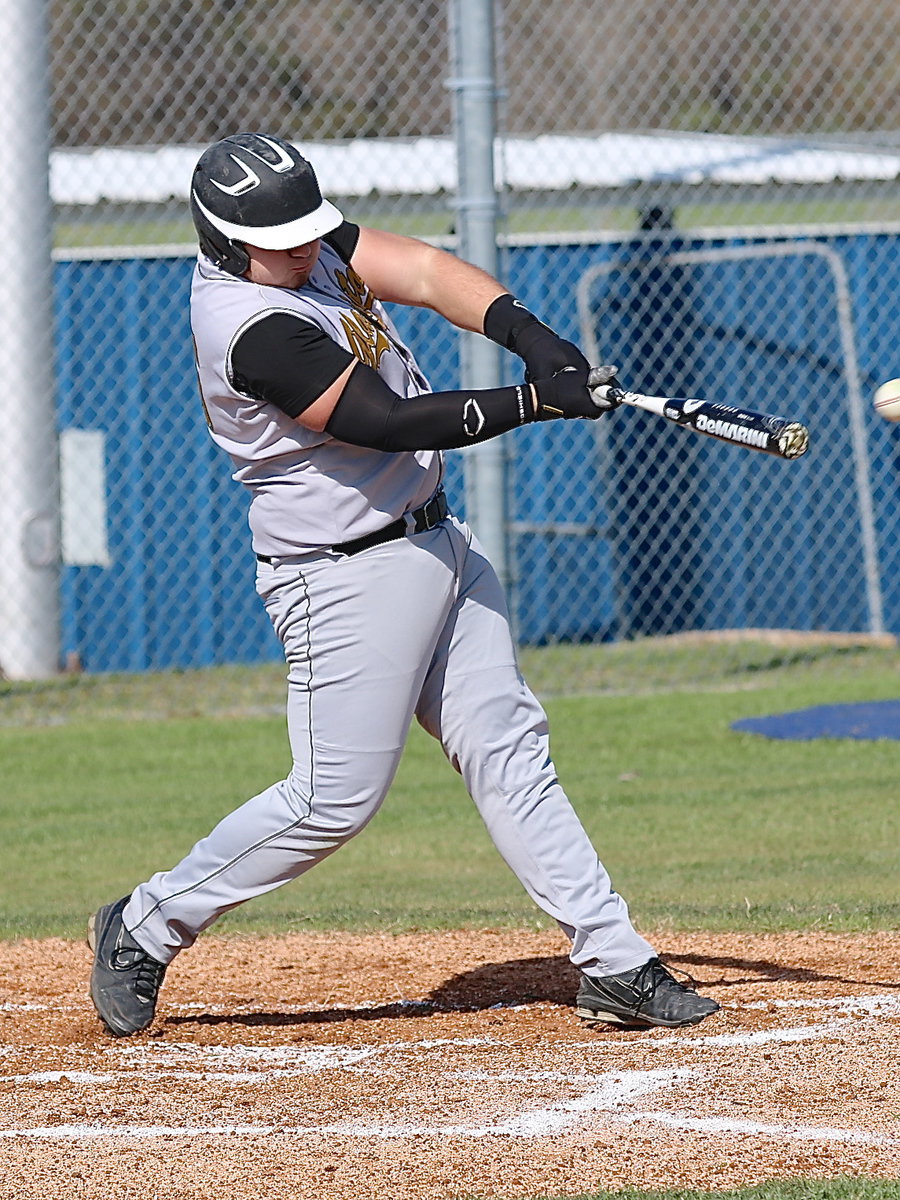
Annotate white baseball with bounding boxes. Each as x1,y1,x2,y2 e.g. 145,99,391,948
874,377,900,422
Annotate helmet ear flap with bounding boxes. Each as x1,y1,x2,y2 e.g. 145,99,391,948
190,192,250,276
199,229,250,277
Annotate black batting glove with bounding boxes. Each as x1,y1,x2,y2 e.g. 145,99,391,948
532,364,624,422
531,366,596,421
483,293,589,382
517,325,590,383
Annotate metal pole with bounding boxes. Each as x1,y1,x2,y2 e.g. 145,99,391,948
0,0,60,679
447,0,508,588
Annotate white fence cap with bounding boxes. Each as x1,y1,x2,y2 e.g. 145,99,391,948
51,131,900,206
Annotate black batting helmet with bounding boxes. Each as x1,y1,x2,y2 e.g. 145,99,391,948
190,132,343,275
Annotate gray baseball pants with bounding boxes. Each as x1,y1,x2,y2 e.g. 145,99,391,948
125,515,655,976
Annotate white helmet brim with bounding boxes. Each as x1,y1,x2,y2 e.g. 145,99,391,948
192,191,344,250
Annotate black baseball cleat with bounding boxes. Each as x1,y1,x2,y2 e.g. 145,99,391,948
576,956,719,1029
87,896,167,1037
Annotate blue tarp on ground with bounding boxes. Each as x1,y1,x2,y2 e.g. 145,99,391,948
732,701,900,740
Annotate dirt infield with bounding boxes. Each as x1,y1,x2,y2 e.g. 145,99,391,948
0,930,897,1200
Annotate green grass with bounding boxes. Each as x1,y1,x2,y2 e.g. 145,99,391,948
2,638,895,720
510,1181,900,1200
53,196,900,250
0,645,897,940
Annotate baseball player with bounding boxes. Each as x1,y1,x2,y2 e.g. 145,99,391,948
88,132,719,1037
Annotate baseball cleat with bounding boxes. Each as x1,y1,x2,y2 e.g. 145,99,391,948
576,956,719,1029
87,896,167,1037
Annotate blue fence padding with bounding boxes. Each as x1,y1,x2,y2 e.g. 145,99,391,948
56,258,277,672
504,234,900,641
55,232,900,671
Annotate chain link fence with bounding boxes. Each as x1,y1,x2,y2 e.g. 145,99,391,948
2,0,899,685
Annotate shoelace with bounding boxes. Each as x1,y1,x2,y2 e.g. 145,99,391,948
631,958,691,1014
111,944,166,1001
131,957,166,1003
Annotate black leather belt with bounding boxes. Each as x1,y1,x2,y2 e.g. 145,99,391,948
256,490,448,564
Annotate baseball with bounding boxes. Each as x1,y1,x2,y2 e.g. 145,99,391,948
873,378,900,422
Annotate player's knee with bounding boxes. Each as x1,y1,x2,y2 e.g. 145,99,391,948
283,777,384,843
319,790,384,841
281,769,313,819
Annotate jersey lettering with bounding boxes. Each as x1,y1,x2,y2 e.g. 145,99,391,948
339,310,392,370
335,264,392,370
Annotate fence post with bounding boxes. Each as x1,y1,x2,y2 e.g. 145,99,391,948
0,0,60,680
447,0,508,590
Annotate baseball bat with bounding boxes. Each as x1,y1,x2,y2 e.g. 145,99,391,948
587,367,810,460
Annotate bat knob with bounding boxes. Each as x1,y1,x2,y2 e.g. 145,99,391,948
591,386,623,412
588,365,624,411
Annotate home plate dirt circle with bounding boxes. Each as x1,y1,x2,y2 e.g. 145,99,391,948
0,930,898,1200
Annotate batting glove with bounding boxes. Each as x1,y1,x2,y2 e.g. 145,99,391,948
586,364,624,412
531,364,624,421
483,293,590,382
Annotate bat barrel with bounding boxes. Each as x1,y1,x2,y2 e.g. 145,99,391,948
655,396,809,459
587,369,809,460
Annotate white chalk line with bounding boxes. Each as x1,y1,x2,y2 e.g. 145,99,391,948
2,994,898,1146
584,1018,850,1049
2,1062,896,1146
743,994,900,1014
0,1070,688,1140
614,1110,895,1146
0,1018,851,1087
1,1036,501,1087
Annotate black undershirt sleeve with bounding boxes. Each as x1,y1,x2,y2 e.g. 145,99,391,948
227,223,361,417
325,362,536,451
229,312,355,418
323,220,361,263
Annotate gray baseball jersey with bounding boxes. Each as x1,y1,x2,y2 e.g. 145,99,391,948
190,242,441,557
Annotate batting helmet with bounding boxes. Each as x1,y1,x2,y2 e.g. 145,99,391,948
190,132,343,275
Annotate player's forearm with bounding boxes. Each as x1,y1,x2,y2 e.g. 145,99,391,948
324,362,607,451
326,363,535,450
354,231,587,374
411,243,508,333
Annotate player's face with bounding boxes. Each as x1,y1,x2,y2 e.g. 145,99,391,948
243,240,322,288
